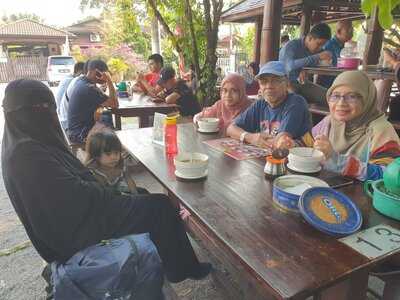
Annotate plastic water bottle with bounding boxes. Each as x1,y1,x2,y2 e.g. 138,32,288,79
164,115,178,154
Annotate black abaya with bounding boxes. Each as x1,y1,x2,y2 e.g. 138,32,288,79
1,79,204,282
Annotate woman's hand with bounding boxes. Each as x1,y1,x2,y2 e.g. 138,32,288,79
314,135,333,159
274,133,295,149
246,133,274,149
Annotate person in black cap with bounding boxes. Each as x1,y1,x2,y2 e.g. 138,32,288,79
67,59,118,144
156,66,201,117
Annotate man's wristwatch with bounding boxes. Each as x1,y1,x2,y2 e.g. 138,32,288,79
239,131,248,143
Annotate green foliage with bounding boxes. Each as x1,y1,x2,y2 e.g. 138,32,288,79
281,25,299,39
237,26,255,59
361,0,400,29
102,0,151,58
107,57,129,81
1,13,44,23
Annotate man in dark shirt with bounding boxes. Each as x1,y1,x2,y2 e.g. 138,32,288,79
156,66,201,117
67,59,118,143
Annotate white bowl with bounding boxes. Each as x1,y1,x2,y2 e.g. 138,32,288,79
174,152,209,177
197,118,219,132
288,147,324,172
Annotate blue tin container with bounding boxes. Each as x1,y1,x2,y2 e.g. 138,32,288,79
272,175,329,213
299,187,363,236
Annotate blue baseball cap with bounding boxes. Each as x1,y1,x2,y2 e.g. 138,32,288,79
256,61,287,79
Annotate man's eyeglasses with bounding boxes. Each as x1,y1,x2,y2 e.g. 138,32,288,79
258,77,285,85
328,93,362,104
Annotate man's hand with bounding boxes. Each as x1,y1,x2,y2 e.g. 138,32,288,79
136,71,145,82
274,133,295,149
98,71,112,83
318,51,332,61
298,70,306,84
246,133,274,149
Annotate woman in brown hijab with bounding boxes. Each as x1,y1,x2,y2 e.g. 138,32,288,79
312,70,400,181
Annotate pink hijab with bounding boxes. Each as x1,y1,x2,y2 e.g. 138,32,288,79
195,73,252,133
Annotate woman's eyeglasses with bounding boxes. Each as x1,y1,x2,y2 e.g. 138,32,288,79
328,93,362,104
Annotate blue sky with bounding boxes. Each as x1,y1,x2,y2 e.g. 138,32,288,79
1,0,101,27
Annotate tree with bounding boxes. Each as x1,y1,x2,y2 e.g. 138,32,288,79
1,13,44,24
82,0,224,106
102,0,151,58
361,0,400,29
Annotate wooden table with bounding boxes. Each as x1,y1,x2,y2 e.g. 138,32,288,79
117,124,400,300
303,66,395,81
110,93,178,130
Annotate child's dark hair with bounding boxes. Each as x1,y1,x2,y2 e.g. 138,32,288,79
85,130,122,162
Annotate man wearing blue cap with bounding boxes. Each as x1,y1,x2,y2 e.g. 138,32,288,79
226,61,312,149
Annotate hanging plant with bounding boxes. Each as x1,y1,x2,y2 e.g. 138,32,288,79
361,0,400,29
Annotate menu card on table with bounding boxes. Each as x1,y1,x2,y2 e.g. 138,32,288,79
152,113,166,146
204,138,271,160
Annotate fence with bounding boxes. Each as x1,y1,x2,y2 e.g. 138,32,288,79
0,56,47,83
216,52,249,74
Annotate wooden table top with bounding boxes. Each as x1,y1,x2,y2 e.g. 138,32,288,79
117,124,400,299
113,92,178,111
303,66,395,81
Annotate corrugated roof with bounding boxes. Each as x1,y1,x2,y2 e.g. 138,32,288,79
0,19,74,37
222,0,263,18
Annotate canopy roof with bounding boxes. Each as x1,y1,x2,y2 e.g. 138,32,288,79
221,0,366,24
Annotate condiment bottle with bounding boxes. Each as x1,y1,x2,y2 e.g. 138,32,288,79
164,115,178,154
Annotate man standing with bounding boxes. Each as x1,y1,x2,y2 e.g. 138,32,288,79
67,59,118,144
319,20,354,87
227,61,311,149
156,66,201,117
279,23,332,106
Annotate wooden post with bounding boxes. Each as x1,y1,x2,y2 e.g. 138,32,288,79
254,16,263,64
299,4,312,37
363,6,383,67
260,0,283,64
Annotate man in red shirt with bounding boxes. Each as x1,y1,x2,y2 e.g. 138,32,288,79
133,54,164,97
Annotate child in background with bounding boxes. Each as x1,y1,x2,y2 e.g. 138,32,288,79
85,130,191,219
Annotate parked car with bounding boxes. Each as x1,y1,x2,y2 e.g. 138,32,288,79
47,56,75,86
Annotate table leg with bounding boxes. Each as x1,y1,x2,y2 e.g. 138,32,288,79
139,116,150,128
115,115,122,130
315,269,369,300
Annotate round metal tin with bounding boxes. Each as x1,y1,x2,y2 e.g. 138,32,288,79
299,187,363,236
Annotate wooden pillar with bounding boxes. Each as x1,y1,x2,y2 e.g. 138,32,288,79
299,4,312,37
363,5,383,67
254,16,263,64
260,0,283,64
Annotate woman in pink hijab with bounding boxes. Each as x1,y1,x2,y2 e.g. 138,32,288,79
194,73,252,134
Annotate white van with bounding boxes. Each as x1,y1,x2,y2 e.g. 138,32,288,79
47,56,75,86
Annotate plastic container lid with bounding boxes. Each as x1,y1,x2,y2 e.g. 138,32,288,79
299,187,362,236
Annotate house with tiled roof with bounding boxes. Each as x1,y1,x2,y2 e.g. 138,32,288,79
0,19,75,57
64,18,104,51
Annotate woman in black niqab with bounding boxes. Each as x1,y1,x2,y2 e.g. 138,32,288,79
2,79,210,283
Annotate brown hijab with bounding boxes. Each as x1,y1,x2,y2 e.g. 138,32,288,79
326,71,387,157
